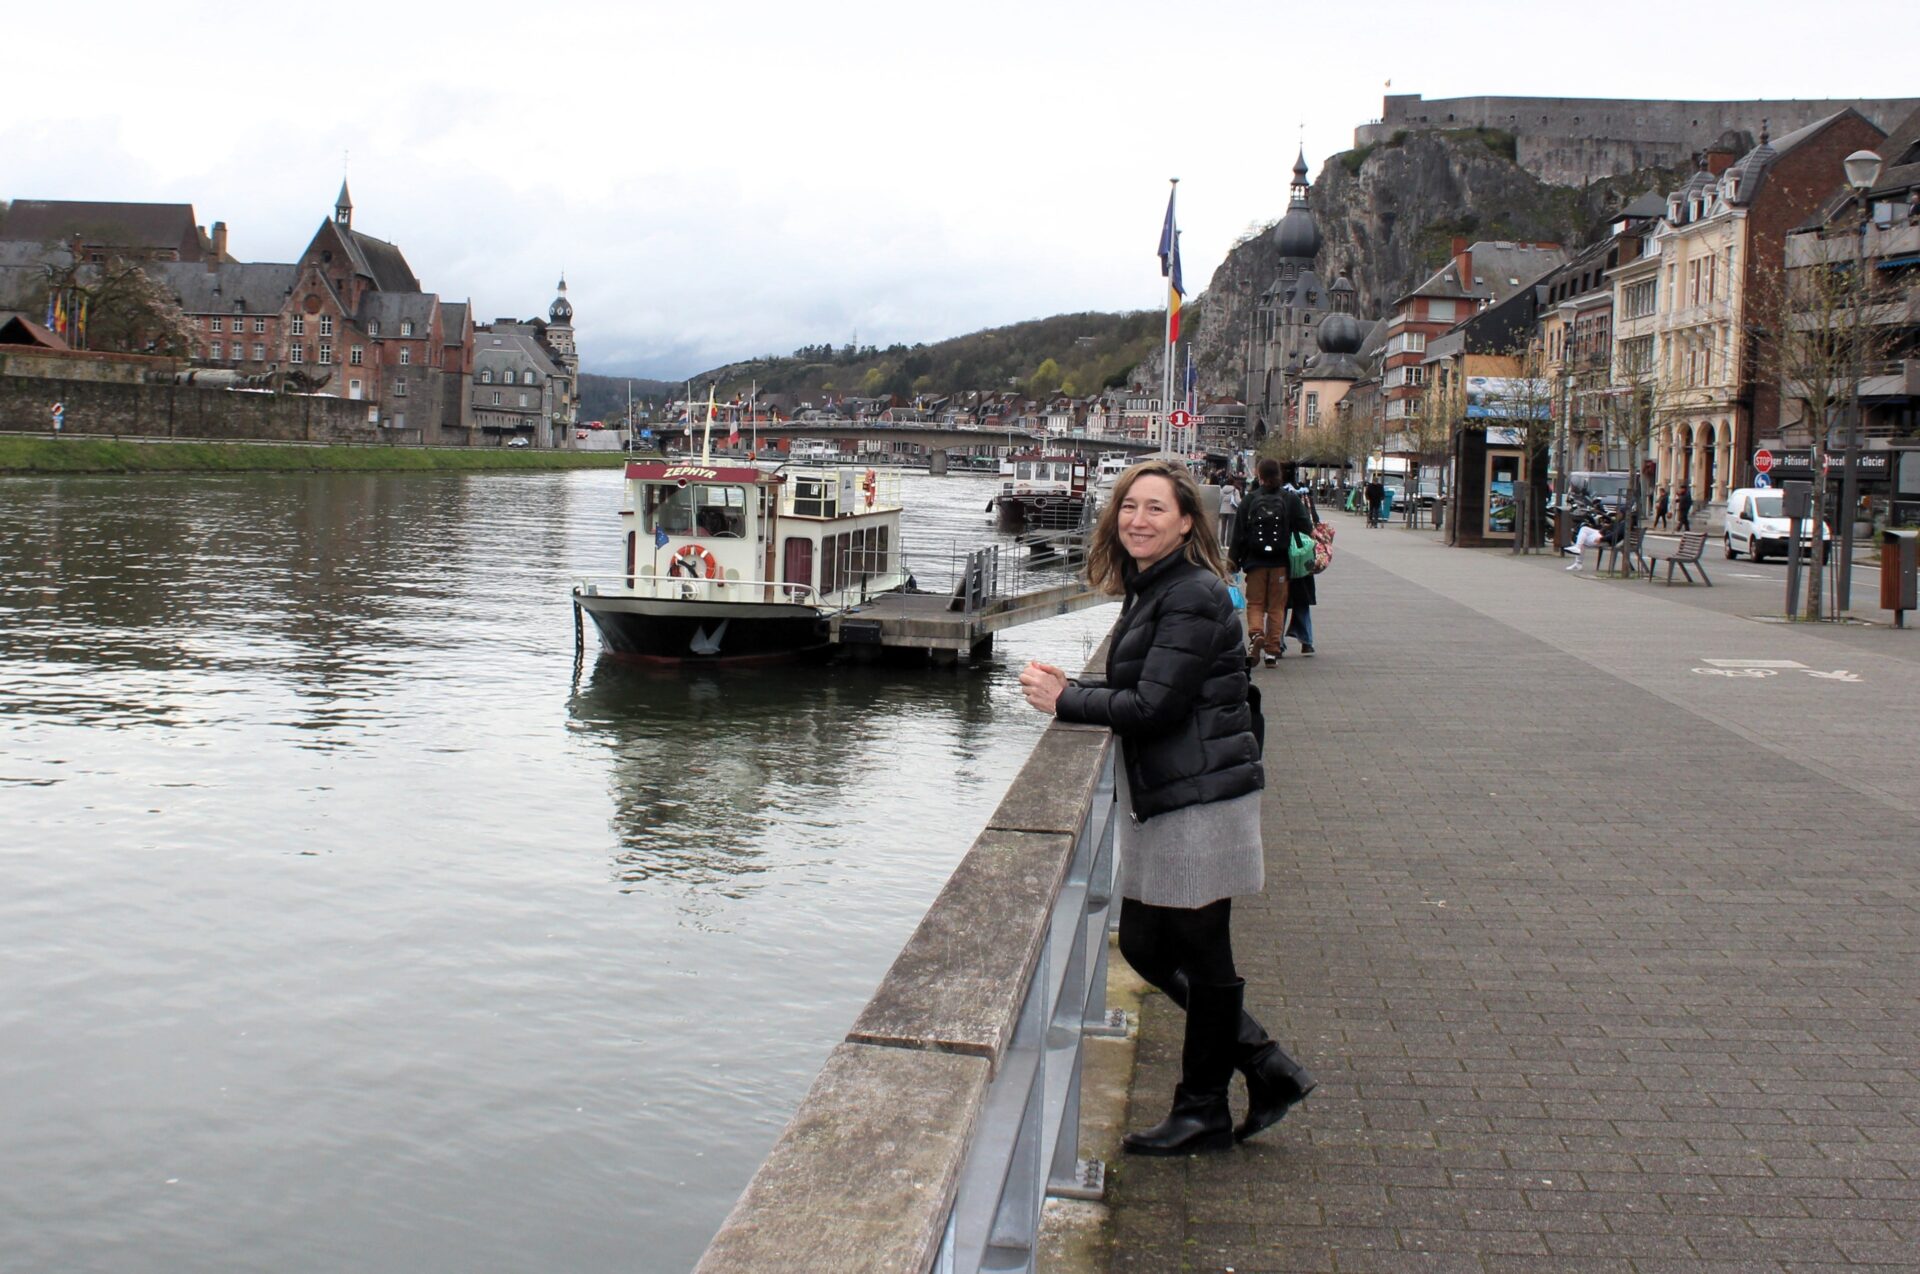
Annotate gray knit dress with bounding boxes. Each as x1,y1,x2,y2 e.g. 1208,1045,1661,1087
1114,755,1265,908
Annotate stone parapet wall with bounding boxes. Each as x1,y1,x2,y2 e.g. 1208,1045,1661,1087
0,369,415,446
1357,94,1920,186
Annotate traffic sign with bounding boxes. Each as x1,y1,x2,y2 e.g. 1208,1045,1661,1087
1754,471,1772,489
1753,448,1774,474
1168,409,1194,430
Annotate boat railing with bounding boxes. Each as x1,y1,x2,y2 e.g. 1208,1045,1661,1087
695,705,1122,1273
573,575,822,606
778,465,906,517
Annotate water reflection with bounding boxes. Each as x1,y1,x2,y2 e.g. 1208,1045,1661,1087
567,655,998,895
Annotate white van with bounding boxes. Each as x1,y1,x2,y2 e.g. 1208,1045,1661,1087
1723,487,1830,561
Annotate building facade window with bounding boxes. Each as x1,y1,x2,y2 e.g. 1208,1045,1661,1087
318,343,332,365
290,345,304,364
482,369,493,383
211,318,223,333
350,347,363,366
210,341,222,359
290,316,305,337
320,315,334,337
253,317,266,334
519,393,529,408
491,391,501,405
399,347,411,366
395,379,407,397
252,343,265,360
400,320,414,337
368,321,380,338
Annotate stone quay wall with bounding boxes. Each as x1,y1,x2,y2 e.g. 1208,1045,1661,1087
0,350,420,446
1356,93,1920,187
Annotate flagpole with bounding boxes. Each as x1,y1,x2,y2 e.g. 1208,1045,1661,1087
701,383,718,463
1164,179,1178,454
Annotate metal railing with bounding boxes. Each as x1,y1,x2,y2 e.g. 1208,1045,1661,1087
695,716,1122,1274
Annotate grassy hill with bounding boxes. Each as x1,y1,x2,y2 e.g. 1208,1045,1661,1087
692,311,1163,403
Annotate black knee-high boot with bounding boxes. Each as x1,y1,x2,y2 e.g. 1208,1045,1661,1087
1122,979,1242,1156
1157,970,1316,1142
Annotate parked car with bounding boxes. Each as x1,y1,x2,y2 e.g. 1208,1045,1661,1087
507,437,530,448
576,430,589,440
588,420,605,430
1723,487,1830,561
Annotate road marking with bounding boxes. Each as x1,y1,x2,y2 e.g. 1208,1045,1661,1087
1701,659,1805,668
1806,670,1863,682
1694,667,1778,677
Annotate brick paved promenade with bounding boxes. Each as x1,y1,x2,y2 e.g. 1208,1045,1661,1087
1107,522,1920,1272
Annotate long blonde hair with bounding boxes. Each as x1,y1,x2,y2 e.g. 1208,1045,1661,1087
1085,460,1228,595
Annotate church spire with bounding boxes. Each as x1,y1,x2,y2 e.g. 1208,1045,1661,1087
334,180,353,229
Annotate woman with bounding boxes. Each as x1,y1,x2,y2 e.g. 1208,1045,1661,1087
1019,461,1315,1155
1281,465,1318,657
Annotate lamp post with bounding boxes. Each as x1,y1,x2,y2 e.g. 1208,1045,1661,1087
1837,148,1882,613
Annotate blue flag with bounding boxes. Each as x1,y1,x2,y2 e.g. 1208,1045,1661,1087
654,524,669,549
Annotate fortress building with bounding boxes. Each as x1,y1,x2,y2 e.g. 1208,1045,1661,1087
1356,94,1919,187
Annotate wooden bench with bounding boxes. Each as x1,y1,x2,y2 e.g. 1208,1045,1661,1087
1652,530,1712,585
1593,524,1651,577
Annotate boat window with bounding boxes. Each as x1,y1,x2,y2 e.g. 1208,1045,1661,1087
792,476,835,518
645,483,697,535
693,484,746,537
1017,462,1033,480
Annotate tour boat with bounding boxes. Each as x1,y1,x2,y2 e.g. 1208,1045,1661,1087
573,458,909,663
989,451,1091,534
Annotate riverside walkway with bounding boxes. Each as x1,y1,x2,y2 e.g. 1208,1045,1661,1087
1106,521,1920,1272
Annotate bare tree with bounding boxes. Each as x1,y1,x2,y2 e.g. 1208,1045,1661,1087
1750,241,1899,618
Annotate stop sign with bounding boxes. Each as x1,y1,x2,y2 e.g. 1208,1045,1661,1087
1753,448,1774,474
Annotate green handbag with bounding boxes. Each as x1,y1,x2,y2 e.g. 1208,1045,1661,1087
1288,529,1315,578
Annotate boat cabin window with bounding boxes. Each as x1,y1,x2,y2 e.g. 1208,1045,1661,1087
790,475,836,518
645,483,747,537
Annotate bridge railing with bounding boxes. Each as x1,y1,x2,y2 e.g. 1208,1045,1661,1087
694,709,1121,1274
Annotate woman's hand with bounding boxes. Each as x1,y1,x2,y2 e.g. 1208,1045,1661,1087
1019,661,1068,715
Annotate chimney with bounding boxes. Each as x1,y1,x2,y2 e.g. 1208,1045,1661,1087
211,221,228,267
1453,240,1473,293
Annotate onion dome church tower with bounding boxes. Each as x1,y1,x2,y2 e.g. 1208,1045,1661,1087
1258,148,1332,430
547,274,577,377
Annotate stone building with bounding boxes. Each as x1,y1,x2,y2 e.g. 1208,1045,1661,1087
1622,109,1888,504
0,199,229,264
472,281,581,448
1382,240,1566,434
1779,105,1920,522
154,183,477,441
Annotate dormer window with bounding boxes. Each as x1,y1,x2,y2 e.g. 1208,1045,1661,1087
400,320,415,337
482,369,493,384
369,321,380,338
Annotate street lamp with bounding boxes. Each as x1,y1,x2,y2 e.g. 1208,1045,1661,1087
1837,148,1883,613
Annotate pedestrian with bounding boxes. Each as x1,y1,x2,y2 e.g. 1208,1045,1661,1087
1676,483,1694,531
1653,486,1670,529
1218,478,1241,550
1281,464,1317,656
1229,458,1293,666
1364,474,1386,528
1019,459,1315,1155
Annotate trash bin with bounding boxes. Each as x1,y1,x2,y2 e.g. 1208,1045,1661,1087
1882,530,1918,627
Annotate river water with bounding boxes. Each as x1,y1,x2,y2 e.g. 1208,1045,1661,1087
0,467,1117,1273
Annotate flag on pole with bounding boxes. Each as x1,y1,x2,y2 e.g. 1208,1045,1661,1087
654,524,670,549
1158,188,1184,343
1184,349,1198,414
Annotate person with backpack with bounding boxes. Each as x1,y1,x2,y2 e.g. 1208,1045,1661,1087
1364,475,1386,528
1230,458,1309,667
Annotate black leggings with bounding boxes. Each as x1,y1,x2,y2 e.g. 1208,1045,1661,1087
1118,897,1238,992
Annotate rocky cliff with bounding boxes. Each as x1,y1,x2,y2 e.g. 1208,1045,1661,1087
1176,129,1687,397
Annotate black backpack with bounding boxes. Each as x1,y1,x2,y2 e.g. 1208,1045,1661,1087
1247,490,1291,557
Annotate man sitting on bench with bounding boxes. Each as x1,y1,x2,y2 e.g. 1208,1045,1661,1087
1563,516,1615,571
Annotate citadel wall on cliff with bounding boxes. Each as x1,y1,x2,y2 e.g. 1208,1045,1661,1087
1357,93,1918,186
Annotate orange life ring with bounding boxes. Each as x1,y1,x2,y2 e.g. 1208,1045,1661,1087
670,545,719,579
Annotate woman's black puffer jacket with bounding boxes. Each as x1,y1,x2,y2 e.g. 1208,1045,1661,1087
1054,552,1262,822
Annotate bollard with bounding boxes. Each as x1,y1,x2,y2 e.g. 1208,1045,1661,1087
1882,530,1918,628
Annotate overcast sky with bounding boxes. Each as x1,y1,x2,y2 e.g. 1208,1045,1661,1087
8,2,1916,378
